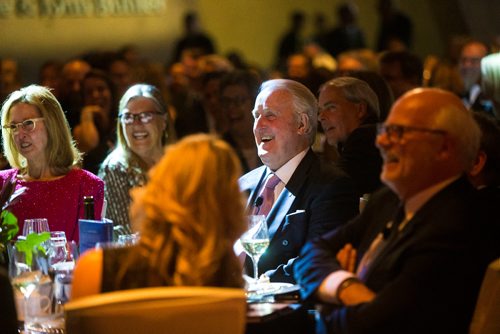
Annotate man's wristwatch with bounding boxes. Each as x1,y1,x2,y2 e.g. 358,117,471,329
336,277,361,305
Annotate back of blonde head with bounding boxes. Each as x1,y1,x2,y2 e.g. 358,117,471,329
122,134,246,288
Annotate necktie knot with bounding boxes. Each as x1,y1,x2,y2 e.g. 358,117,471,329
265,174,281,190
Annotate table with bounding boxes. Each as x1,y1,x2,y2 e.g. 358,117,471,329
246,301,314,334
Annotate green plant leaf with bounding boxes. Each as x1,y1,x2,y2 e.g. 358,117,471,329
15,232,51,265
0,210,19,239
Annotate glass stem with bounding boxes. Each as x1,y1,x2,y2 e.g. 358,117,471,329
23,295,29,330
252,256,259,280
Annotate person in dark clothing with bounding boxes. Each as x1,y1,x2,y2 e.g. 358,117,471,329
296,88,495,334
170,11,216,65
318,77,383,197
323,3,366,57
376,0,413,51
275,11,306,73
0,267,18,334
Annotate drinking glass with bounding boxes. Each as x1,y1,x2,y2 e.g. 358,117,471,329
240,215,270,280
23,218,50,235
48,230,74,303
9,245,44,329
49,231,71,266
118,233,139,246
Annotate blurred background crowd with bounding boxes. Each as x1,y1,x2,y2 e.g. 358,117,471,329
1,0,499,173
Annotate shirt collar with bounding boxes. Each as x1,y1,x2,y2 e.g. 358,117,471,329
268,148,309,185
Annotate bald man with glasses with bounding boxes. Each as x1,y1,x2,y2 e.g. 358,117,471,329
295,88,496,334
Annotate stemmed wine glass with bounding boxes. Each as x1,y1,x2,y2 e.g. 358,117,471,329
9,245,44,329
240,215,270,280
23,218,50,235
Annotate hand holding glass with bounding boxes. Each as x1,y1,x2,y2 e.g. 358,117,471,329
240,215,270,280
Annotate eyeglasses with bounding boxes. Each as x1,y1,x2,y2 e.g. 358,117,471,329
2,118,45,134
119,112,163,125
377,123,447,143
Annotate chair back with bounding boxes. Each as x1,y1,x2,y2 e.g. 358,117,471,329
469,258,500,334
65,286,246,334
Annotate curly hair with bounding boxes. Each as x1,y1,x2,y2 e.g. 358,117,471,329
117,134,246,288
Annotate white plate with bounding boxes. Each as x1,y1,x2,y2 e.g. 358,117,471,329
246,282,294,296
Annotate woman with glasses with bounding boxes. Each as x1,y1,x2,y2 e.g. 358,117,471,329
0,85,104,242
99,84,170,231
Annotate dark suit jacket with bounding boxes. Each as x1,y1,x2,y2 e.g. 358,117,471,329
295,177,494,334
337,124,383,196
239,149,358,283
0,267,18,334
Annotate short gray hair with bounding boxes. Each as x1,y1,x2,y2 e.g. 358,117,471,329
320,77,380,121
433,100,481,171
258,79,318,144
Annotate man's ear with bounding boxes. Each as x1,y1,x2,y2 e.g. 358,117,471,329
297,113,310,135
469,150,487,177
355,103,368,121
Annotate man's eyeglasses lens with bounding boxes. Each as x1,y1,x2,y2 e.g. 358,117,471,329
377,123,446,142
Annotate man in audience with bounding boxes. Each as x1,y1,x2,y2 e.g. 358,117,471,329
458,39,489,111
318,77,383,197
468,113,500,260
378,50,422,99
239,79,359,283
295,88,495,333
59,58,91,128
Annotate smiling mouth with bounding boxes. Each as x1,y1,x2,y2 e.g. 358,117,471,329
133,131,148,140
260,135,274,143
20,142,31,149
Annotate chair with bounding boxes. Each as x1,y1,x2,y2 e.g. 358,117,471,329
469,258,500,334
64,287,247,334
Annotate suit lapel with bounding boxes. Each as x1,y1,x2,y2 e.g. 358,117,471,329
241,166,268,209
267,187,295,240
266,150,315,241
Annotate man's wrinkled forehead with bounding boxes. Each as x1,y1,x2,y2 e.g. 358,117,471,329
254,88,291,109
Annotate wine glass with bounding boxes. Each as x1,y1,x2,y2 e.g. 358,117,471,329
9,245,44,329
240,215,270,280
23,218,50,235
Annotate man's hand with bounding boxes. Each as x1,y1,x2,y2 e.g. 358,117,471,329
336,243,357,273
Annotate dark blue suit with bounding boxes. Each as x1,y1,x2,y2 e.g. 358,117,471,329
295,177,495,334
239,149,358,283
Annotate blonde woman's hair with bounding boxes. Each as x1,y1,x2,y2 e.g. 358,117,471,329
117,134,246,287
1,85,81,175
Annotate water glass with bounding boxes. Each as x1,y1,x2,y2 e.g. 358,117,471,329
49,231,70,266
118,233,139,246
23,218,50,235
